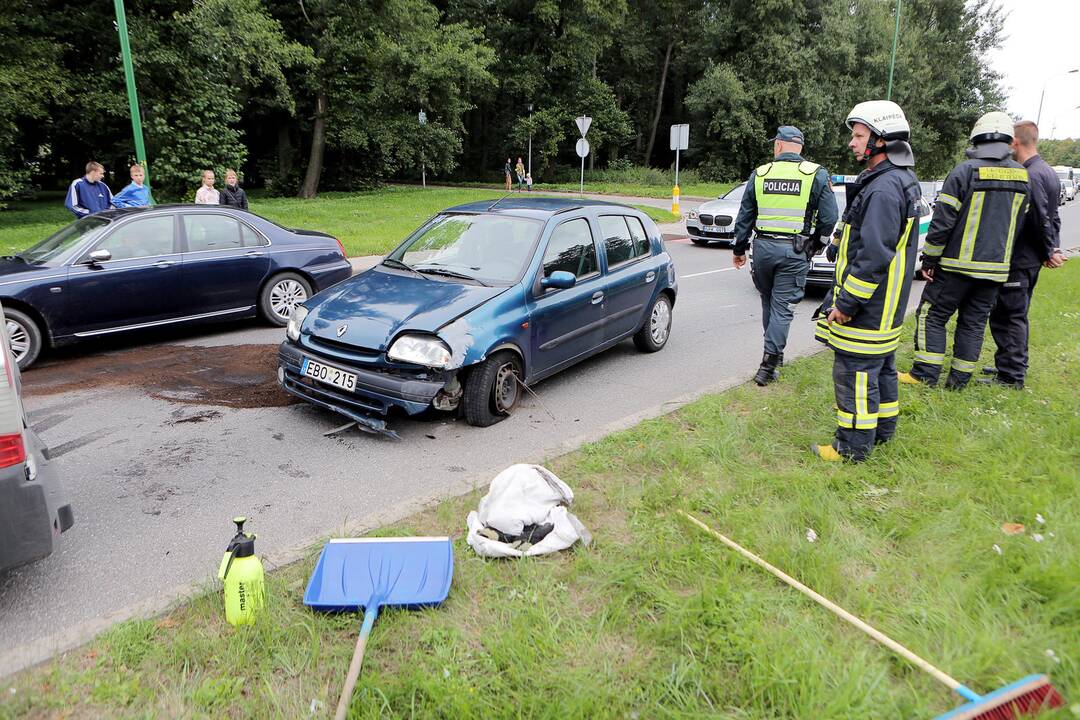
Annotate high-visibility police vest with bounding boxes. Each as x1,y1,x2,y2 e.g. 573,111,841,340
753,160,820,235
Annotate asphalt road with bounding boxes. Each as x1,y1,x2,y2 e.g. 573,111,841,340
1,198,1078,677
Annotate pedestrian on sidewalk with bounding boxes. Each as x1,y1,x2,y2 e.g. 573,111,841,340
111,164,153,208
526,173,533,191
731,125,838,386
981,120,1066,389
195,169,220,205
220,169,249,210
504,158,512,191
812,100,920,463
64,161,113,218
515,157,526,191
900,112,1029,390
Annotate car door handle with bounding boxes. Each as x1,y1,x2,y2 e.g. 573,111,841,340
154,260,176,268
591,291,604,304
645,271,656,283
245,250,265,257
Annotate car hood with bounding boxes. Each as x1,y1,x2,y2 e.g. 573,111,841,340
304,267,506,351
0,258,54,278
695,198,742,216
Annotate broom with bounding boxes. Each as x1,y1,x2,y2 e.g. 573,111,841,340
680,511,1064,719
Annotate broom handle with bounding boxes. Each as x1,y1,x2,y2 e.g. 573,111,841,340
680,511,967,693
334,605,380,720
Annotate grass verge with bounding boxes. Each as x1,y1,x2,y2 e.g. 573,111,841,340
3,266,1078,719
438,180,736,200
0,188,680,258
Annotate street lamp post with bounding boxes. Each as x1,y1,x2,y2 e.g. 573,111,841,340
1036,68,1079,127
527,103,534,178
886,0,902,101
114,0,150,185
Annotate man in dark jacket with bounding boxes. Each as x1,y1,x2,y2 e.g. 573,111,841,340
812,100,920,462
64,161,113,218
900,112,1030,390
981,120,1066,388
220,169,249,210
731,126,838,385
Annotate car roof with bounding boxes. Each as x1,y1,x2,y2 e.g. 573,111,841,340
92,204,255,221
444,196,634,220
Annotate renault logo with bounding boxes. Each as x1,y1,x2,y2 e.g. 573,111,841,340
336,324,348,337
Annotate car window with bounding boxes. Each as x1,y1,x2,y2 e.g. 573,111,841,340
184,214,243,252
625,216,652,257
240,222,267,247
917,198,931,216
20,216,110,265
96,216,175,261
599,216,636,266
542,218,597,279
723,184,746,201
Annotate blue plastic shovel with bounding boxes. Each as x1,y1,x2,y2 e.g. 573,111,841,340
304,536,454,720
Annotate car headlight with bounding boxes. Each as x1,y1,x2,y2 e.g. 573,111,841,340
387,334,452,368
688,211,698,220
286,305,308,342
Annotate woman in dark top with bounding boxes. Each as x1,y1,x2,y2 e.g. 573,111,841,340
220,169,249,210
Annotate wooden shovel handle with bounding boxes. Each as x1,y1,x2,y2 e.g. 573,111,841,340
334,606,379,720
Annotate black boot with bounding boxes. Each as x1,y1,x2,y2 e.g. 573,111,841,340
753,352,782,386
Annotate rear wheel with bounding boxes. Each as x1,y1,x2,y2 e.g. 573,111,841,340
5,308,43,370
463,351,523,427
260,272,311,327
633,293,673,352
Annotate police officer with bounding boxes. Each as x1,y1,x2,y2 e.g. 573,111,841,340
732,126,838,386
900,112,1030,390
812,101,920,462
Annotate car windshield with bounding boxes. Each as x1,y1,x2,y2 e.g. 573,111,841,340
722,184,746,202
390,213,542,285
18,216,111,265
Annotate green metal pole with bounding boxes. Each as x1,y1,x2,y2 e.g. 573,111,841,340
886,0,902,100
114,0,151,194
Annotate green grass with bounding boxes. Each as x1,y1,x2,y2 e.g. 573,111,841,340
0,188,679,258
444,179,736,200
3,267,1078,719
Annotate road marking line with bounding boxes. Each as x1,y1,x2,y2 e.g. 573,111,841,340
681,267,737,279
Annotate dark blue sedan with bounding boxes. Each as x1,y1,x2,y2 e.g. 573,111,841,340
0,205,352,368
278,197,677,429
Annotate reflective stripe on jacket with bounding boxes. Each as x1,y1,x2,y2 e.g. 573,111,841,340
921,142,1030,282
815,160,920,356
752,160,820,235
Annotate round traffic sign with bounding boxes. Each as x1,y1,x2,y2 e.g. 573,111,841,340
575,138,590,158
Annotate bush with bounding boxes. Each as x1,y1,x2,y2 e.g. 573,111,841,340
550,163,714,187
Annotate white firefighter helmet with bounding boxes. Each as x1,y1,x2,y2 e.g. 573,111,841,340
845,100,910,140
970,111,1014,144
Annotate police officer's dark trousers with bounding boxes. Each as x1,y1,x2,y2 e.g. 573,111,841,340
911,269,1000,388
988,266,1041,385
751,237,809,356
832,350,898,461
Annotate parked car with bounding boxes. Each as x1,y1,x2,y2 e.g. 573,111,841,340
0,205,353,369
918,180,943,207
0,302,72,573
279,198,677,429
1062,179,1076,202
685,184,745,246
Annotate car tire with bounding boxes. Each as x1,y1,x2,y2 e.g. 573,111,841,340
633,293,673,353
259,272,312,327
463,351,523,427
5,308,43,370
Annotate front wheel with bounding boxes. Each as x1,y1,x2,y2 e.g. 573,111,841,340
260,272,312,327
633,293,673,352
5,308,43,370
463,351,523,427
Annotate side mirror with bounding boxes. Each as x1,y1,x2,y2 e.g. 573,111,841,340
540,270,576,290
87,249,112,265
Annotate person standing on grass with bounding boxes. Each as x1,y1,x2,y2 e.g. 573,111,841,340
515,157,526,191
731,125,838,386
65,161,113,218
812,101,919,463
111,164,153,208
526,173,533,192
504,158,512,191
220,169,249,210
980,120,1066,389
899,112,1029,390
195,169,220,204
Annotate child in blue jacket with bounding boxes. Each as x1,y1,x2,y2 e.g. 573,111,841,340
112,164,154,208
64,162,113,218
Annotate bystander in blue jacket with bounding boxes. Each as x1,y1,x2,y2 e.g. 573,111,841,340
111,164,154,208
64,161,113,218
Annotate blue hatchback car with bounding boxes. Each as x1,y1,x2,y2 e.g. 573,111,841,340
0,205,352,368
279,198,677,429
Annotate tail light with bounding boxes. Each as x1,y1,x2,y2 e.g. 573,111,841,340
335,238,347,258
0,433,25,468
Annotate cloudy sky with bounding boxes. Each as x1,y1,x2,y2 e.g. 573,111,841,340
987,0,1080,140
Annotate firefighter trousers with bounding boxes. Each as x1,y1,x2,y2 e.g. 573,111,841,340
911,269,1000,388
988,265,1041,386
832,350,898,461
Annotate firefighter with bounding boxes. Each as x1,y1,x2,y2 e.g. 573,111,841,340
732,126,839,386
900,112,1030,390
812,101,920,462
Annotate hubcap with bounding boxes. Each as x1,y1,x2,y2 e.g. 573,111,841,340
270,279,307,320
493,362,520,414
6,319,29,363
650,299,671,345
